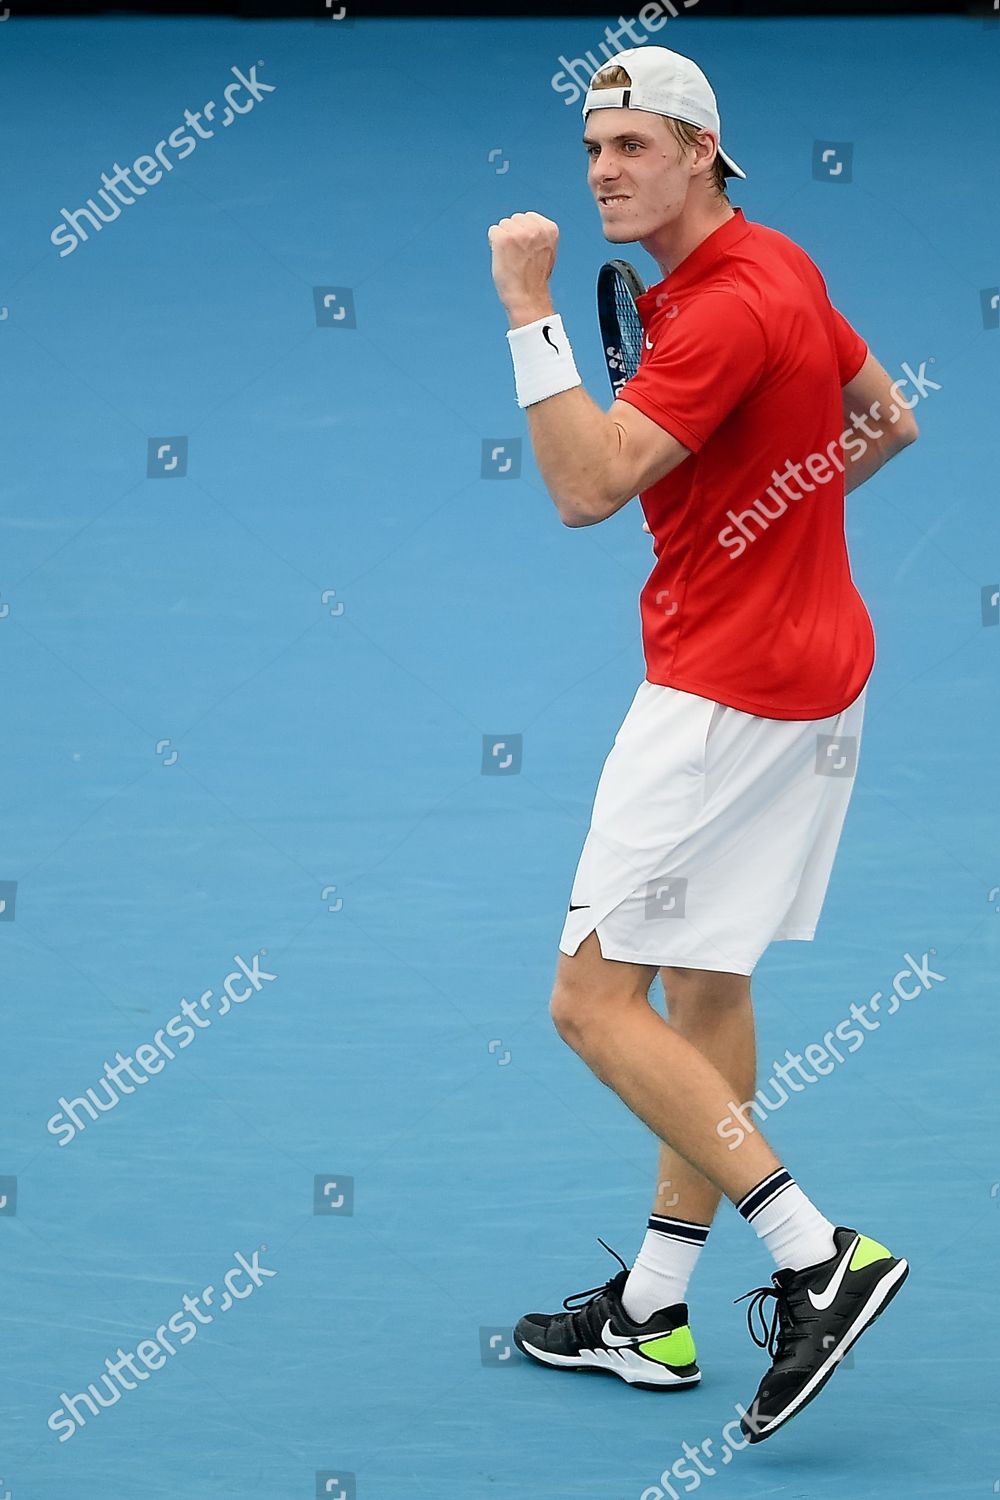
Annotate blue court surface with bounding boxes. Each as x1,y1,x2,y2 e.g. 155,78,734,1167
1,10,998,1497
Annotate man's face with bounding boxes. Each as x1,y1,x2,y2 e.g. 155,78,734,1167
583,107,703,242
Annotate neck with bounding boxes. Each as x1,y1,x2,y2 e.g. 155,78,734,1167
643,198,736,280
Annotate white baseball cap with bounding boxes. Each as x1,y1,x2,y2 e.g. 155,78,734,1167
582,45,746,181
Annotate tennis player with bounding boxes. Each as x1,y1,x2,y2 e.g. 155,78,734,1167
487,45,918,1443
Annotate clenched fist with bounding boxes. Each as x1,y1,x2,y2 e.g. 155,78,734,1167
488,211,558,326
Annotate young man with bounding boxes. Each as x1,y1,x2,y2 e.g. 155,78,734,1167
487,45,917,1442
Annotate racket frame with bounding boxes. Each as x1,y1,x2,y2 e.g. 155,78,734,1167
597,258,647,400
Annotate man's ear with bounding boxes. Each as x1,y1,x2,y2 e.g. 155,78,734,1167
695,131,720,173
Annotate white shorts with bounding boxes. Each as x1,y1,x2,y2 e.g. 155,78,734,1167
559,681,866,976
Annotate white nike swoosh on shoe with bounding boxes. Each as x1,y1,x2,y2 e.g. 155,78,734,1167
601,1318,651,1348
807,1233,861,1311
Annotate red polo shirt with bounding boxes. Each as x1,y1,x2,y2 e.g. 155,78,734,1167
617,207,874,720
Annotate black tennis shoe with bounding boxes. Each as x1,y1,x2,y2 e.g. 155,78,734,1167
737,1226,909,1443
513,1241,700,1390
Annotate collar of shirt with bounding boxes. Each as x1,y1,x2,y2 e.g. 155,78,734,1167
637,207,753,315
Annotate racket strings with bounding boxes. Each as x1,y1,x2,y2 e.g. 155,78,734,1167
614,280,645,382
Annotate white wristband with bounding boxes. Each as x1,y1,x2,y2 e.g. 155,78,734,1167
505,312,582,408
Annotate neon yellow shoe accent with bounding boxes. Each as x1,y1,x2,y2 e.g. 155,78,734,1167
638,1326,697,1368
849,1234,893,1272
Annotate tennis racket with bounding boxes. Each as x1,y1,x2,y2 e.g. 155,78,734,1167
598,259,653,525
597,258,646,399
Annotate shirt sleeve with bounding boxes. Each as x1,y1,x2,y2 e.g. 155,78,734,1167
616,291,767,453
832,306,868,386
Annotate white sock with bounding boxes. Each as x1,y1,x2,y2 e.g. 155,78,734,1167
621,1214,710,1322
737,1169,837,1272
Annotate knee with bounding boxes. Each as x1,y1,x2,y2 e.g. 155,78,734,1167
549,976,641,1057
549,979,590,1051
550,939,655,1057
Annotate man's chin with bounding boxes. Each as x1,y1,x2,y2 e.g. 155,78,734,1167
602,224,640,244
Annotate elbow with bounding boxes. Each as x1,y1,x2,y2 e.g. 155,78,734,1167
557,488,614,528
558,472,635,527
893,413,919,449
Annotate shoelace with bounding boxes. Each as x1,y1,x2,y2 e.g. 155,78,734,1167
561,1238,627,1310
735,1283,792,1360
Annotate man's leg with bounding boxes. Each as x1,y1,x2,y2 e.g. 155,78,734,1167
653,966,757,1222
623,967,757,1321
550,935,776,1202
548,932,908,1443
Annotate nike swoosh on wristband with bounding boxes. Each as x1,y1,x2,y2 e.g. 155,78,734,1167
600,1319,648,1348
542,323,561,353
807,1234,861,1311
569,903,589,911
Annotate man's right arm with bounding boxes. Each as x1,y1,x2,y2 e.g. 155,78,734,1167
840,350,920,494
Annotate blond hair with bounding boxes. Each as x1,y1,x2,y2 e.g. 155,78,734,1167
589,63,730,202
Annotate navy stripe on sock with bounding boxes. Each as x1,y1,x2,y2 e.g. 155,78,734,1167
647,1214,710,1246
737,1169,793,1222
